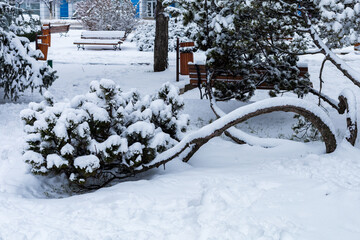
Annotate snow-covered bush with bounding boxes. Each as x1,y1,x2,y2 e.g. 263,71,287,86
131,17,196,52
12,13,41,42
21,79,189,187
0,1,41,42
0,2,57,100
74,0,137,33
312,0,360,49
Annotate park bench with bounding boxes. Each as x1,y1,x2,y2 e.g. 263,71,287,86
187,62,310,90
50,24,70,37
354,43,360,51
73,31,126,50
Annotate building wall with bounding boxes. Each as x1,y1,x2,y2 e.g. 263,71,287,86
20,0,76,19
140,0,156,19
18,0,40,16
39,1,50,19
20,0,162,20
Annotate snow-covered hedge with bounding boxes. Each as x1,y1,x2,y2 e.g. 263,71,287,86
12,13,41,42
131,18,196,52
0,1,41,42
0,2,57,100
21,79,189,187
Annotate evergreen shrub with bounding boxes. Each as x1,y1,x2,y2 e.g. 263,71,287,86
21,79,189,187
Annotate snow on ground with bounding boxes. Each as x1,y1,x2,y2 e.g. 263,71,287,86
1,30,360,239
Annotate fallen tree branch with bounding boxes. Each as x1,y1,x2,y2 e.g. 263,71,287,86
304,18,360,88
309,88,357,146
209,97,294,148
308,88,340,112
146,97,337,171
318,56,328,105
80,97,338,189
338,89,358,146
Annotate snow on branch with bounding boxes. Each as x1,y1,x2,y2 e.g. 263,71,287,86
338,88,358,146
209,98,295,148
143,97,338,173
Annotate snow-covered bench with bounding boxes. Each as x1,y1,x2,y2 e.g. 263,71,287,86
187,62,310,90
73,31,126,50
73,39,123,50
81,31,126,41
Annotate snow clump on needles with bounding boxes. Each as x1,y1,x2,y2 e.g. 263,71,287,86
21,79,189,188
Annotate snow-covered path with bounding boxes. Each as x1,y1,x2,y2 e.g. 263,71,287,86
1,30,360,240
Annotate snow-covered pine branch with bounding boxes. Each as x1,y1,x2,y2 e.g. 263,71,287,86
0,1,57,100
286,1,360,92
174,0,313,101
172,0,360,103
21,79,189,188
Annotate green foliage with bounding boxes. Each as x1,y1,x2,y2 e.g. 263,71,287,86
12,12,42,42
175,0,313,101
0,1,57,100
21,80,189,187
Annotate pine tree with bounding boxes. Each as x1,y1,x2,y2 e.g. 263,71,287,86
173,0,312,101
0,1,57,100
21,79,189,188
175,0,360,104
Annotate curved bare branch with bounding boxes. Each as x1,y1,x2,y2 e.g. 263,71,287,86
81,97,339,189
308,88,357,146
338,89,358,146
143,97,337,174
308,88,340,112
306,23,360,88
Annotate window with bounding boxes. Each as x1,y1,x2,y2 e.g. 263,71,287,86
19,0,40,16
146,0,156,18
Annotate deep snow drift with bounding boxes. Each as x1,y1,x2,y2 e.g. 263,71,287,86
1,30,360,240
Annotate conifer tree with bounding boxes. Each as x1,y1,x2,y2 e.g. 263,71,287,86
172,0,312,101
172,0,360,103
0,1,57,100
21,80,189,188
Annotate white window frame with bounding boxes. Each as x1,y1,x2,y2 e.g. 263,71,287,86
146,0,156,18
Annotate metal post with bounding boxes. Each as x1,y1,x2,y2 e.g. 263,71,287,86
176,37,179,82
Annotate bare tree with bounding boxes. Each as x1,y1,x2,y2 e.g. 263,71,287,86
6,0,25,7
40,0,64,19
74,0,136,32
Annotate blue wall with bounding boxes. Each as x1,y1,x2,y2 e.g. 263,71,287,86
131,0,140,18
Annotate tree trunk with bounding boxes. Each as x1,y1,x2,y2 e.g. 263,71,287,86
49,2,53,19
154,0,168,72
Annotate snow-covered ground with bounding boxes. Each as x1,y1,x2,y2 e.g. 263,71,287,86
1,30,360,239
